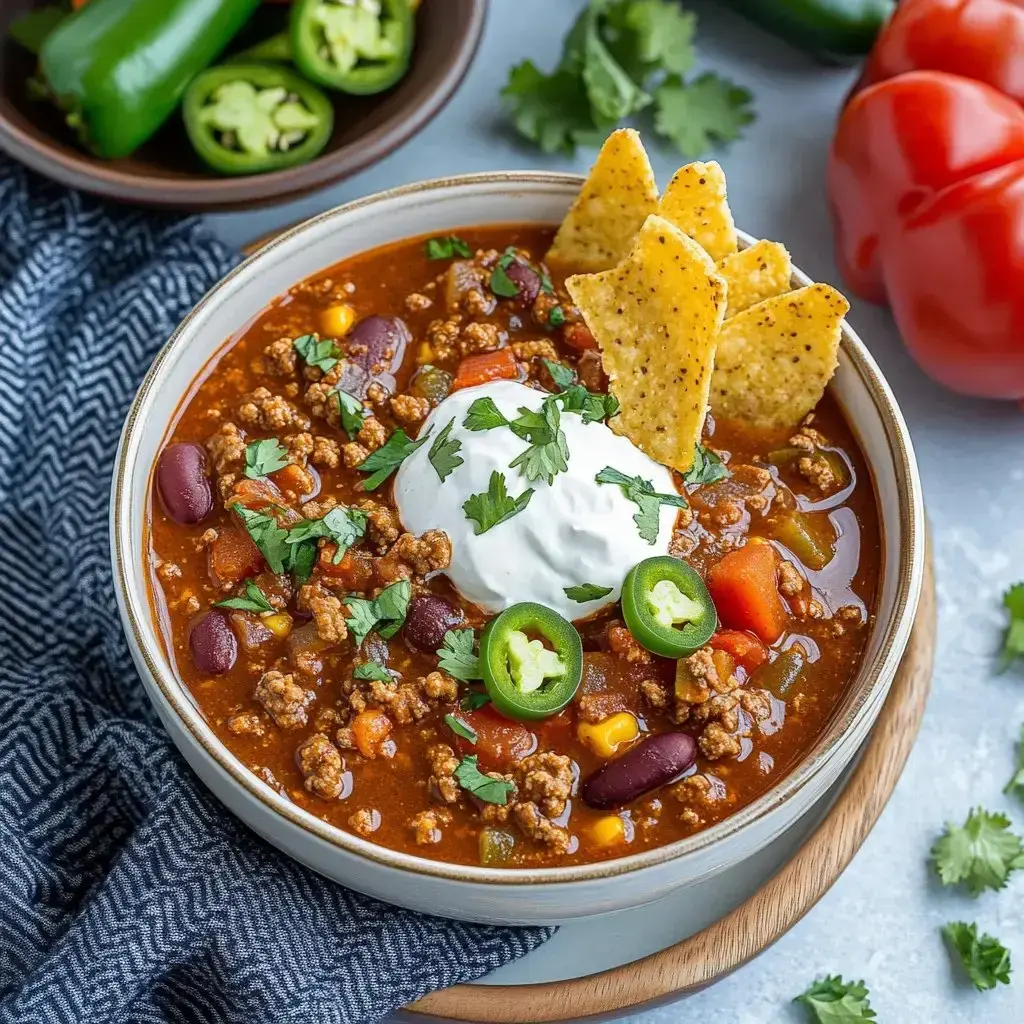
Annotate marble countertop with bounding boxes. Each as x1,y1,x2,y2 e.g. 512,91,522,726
209,2,1024,1019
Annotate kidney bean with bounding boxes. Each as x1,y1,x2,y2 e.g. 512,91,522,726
189,611,238,675
581,731,697,810
156,443,213,525
346,315,410,375
504,260,540,307
404,595,464,652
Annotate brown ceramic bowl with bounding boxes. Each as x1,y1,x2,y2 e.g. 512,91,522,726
0,1,486,210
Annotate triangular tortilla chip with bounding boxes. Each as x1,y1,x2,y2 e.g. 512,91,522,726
657,161,737,262
711,284,849,428
718,240,792,317
546,128,658,273
566,215,727,473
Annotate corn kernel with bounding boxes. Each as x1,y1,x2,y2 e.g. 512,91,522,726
263,613,292,639
577,711,640,759
321,303,356,338
591,815,628,847
418,341,435,363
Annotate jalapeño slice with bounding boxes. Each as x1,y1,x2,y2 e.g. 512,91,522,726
478,603,583,721
621,556,717,658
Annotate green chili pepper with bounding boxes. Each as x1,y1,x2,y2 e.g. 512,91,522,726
227,31,294,64
290,0,414,95
770,512,835,571
38,0,262,160
621,556,717,659
183,64,334,176
478,603,583,721
720,0,893,62
749,645,806,697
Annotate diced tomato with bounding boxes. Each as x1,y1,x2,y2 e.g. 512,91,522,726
562,323,598,351
208,526,263,587
451,348,519,391
709,629,769,673
533,708,574,750
229,475,283,509
271,463,313,496
319,546,374,589
351,710,392,758
454,705,535,769
706,543,789,645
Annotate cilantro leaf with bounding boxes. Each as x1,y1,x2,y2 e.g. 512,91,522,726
508,398,569,484
454,755,515,805
1000,583,1024,670
556,384,619,424
501,60,598,155
437,628,482,682
288,540,317,583
353,661,392,682
462,471,535,535
794,976,876,1022
461,689,491,711
233,505,291,575
931,807,1024,896
293,333,341,373
943,921,1012,992
357,427,433,491
464,397,510,432
336,389,367,441
541,358,576,391
214,579,274,614
595,465,687,544
445,714,478,744
426,235,472,260
684,443,730,487
428,417,464,483
490,248,522,299
579,7,651,124
564,583,614,603
285,506,367,564
603,0,696,80
1005,723,1024,801
343,579,411,647
244,438,289,480
548,305,567,328
653,72,755,159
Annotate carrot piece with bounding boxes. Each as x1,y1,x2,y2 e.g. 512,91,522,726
709,629,769,673
318,546,374,589
351,710,392,758
706,544,789,644
271,463,313,496
208,526,263,587
451,348,519,391
562,323,598,352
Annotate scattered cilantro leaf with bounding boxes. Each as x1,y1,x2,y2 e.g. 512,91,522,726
794,976,876,1022
425,235,472,260
490,248,522,298
244,438,289,480
343,579,412,647
556,383,619,424
1005,723,1024,801
540,270,554,295
508,398,569,484
464,397,510,432
454,755,515,805
437,628,482,682
233,505,291,575
595,465,687,544
652,72,755,159
353,661,392,682
931,807,1024,896
564,583,614,603
293,333,341,373
444,714,478,744
548,305,567,328
943,921,1012,992
214,579,274,614
336,389,367,441
541,358,575,390
288,540,317,583
428,417,464,483
603,0,696,79
462,471,535,535
579,6,652,124
1000,583,1024,670
285,506,367,564
357,427,433,491
684,443,730,487
501,60,599,155
461,689,491,711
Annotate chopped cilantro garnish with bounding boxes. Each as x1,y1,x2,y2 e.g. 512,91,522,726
285,506,367,564
444,714,478,744
508,398,569,485
454,755,515,805
490,247,522,298
1000,583,1024,670
943,921,1012,992
353,660,392,683
244,438,289,480
336,389,367,441
463,471,535,535
464,397,510,432
931,807,1024,896
233,505,292,575
343,579,411,647
425,235,472,260
595,465,687,544
357,426,433,491
541,358,575,390
460,689,491,711
539,269,554,295
437,627,482,682
548,305,567,327
542,358,618,423
293,333,341,373
214,579,274,614
794,976,876,1022
564,583,613,603
428,417,464,482
684,443,730,486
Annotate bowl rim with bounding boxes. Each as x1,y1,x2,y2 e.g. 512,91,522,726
0,0,487,210
111,170,926,886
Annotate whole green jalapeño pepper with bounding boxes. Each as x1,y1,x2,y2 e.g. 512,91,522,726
38,0,262,160
621,557,716,659
184,64,334,175
291,0,414,96
479,603,583,721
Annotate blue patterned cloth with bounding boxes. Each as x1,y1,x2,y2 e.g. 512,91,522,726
0,160,551,1024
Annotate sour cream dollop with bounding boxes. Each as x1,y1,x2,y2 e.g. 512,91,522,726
393,380,679,620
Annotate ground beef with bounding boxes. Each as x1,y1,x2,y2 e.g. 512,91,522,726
410,807,451,844
155,560,182,582
300,497,337,519
310,436,341,468
357,416,388,451
284,432,314,463
640,679,670,711
206,422,246,476
459,321,501,356
348,808,380,835
512,801,570,853
260,337,298,376
420,671,459,702
427,743,460,804
778,559,805,598
251,765,285,794
427,317,462,362
226,710,266,737
674,646,755,761
342,441,370,468
405,292,433,312
366,381,390,408
511,339,558,363
389,394,431,425
255,670,315,729
303,379,337,422
798,454,836,493
238,386,309,432
358,498,401,552
699,722,742,760
516,752,572,818
298,580,349,644
690,692,740,732
606,621,651,664
376,530,452,583
363,679,430,724
297,733,346,800
462,287,495,319
576,691,629,724
313,707,345,733
789,424,829,451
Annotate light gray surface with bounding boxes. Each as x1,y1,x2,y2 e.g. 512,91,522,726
209,2,1024,1019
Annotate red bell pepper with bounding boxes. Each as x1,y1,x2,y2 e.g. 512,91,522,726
830,0,1024,400
451,348,520,391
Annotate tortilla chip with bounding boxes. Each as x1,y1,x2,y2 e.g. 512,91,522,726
657,161,737,262
546,129,658,273
718,240,792,317
566,214,727,473
710,284,850,428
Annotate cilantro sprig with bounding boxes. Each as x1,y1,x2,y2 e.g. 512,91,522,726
428,418,464,482
233,505,295,577
564,583,613,603
215,579,274,614
508,399,569,485
343,579,411,647
1000,582,1024,670
595,465,687,544
244,438,289,480
794,976,876,1022
490,247,523,298
437,628,482,682
684,443,730,487
285,506,367,564
426,235,472,260
444,714,478,744
501,0,754,157
462,471,534,535
931,807,1024,896
353,660,392,683
357,426,433,491
542,359,618,424
336,389,367,440
293,334,341,373
455,755,515,805
943,921,1012,992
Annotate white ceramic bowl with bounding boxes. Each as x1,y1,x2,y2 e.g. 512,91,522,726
110,173,925,925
